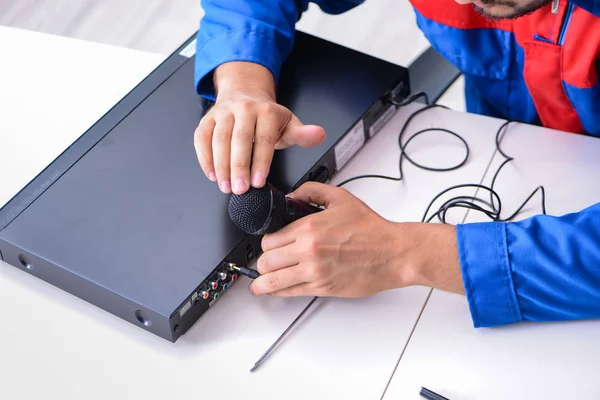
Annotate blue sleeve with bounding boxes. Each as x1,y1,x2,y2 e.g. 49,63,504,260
194,0,308,100
194,0,365,99
456,202,600,327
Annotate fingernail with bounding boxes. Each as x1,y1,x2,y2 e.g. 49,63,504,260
233,178,247,193
220,180,231,192
208,172,216,181
252,172,265,187
248,283,255,295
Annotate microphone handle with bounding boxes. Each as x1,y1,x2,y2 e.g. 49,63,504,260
284,197,322,225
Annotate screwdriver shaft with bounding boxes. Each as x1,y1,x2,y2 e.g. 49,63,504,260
250,296,319,372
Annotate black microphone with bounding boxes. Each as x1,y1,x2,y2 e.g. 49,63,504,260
228,183,322,235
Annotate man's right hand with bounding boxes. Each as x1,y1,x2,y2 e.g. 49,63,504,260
194,61,326,195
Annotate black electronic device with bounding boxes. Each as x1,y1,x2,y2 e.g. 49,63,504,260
0,30,410,342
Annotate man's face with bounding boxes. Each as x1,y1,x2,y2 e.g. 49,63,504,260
455,0,551,19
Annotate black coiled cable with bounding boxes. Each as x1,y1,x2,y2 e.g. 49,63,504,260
336,92,547,224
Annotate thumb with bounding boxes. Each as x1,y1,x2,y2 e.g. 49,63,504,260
288,181,340,208
276,113,326,149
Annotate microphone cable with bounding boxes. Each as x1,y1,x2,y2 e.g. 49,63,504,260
335,92,547,224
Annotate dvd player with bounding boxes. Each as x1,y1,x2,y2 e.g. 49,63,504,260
0,30,409,342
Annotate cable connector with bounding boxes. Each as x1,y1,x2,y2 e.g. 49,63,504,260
228,263,260,280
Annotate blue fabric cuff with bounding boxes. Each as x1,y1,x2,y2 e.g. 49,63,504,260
456,221,522,327
194,30,283,101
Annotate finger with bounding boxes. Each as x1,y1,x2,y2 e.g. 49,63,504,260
256,243,299,274
276,113,326,149
250,113,278,188
193,116,217,181
261,223,298,252
212,114,234,193
288,181,341,208
249,265,310,296
230,110,256,194
269,283,314,297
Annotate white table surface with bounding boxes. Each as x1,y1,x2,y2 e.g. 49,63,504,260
0,26,165,207
0,26,504,400
384,121,600,399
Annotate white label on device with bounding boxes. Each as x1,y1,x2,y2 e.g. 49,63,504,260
335,119,365,170
179,39,197,58
369,105,396,137
179,300,192,317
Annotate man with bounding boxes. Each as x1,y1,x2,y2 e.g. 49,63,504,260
192,0,600,328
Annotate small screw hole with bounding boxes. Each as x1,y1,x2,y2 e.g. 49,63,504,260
18,254,33,270
134,310,152,327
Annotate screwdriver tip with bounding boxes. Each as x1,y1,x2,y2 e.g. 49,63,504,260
248,297,319,374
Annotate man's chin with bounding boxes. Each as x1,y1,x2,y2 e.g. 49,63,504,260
473,4,519,19
472,0,551,20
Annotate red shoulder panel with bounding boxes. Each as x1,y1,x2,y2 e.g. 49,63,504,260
562,7,600,88
408,0,512,30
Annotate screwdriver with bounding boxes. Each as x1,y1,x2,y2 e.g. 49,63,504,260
250,296,318,372
227,262,319,372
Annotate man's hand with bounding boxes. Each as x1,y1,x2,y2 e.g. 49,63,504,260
248,182,465,298
194,62,326,194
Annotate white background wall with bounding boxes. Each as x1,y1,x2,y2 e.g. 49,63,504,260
1,1,428,63
0,0,463,108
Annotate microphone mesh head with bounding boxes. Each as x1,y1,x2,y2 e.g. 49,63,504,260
228,185,286,235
